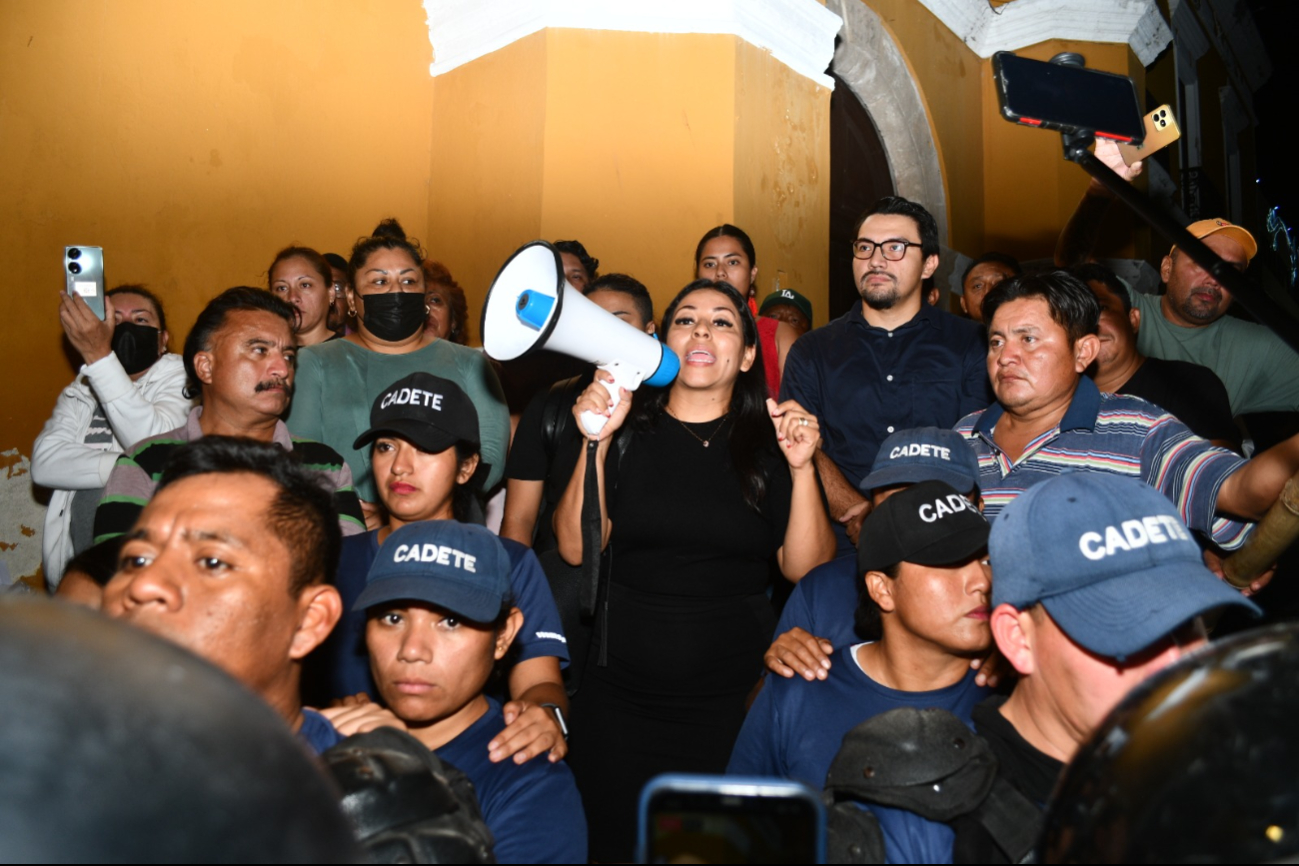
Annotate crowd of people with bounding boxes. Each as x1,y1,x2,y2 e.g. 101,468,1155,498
24,137,1299,862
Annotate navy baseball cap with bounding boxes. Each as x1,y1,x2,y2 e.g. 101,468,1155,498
354,521,512,623
858,427,981,495
990,473,1260,660
858,480,990,574
353,373,482,457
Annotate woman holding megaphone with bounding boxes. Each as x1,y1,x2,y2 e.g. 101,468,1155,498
554,278,835,861
288,219,510,528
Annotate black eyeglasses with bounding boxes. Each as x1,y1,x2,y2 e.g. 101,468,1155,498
852,238,921,261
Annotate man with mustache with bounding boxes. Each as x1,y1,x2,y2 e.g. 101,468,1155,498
94,287,364,544
781,196,992,549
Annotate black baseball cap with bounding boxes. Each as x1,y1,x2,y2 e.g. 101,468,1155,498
858,480,989,575
352,373,482,457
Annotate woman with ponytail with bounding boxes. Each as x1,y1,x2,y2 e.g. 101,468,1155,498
287,219,508,527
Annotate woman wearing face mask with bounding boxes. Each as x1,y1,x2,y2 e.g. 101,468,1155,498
33,285,192,585
288,219,509,527
267,245,340,347
554,279,835,860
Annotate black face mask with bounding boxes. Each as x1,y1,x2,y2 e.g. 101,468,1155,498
111,322,162,375
361,292,426,342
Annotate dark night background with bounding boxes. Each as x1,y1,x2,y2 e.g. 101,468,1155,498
1248,0,1298,229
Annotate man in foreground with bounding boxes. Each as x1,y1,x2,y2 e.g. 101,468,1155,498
954,472,1259,861
103,436,346,752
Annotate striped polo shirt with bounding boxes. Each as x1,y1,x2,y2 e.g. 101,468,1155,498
94,406,365,545
955,377,1252,550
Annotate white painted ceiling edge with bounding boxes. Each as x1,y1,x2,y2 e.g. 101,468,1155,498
422,0,1177,90
422,0,845,88
916,0,1172,67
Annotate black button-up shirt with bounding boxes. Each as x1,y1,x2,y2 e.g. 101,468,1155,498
780,302,993,487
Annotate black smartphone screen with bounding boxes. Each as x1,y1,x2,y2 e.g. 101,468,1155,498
645,789,820,864
994,51,1144,141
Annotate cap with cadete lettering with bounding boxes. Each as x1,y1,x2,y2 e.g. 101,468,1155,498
353,521,511,623
991,472,1259,660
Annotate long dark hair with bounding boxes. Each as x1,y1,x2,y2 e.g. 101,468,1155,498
629,279,775,512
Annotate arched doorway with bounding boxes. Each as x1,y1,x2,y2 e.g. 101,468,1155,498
827,68,895,320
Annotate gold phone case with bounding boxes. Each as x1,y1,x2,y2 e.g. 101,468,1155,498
1118,104,1181,166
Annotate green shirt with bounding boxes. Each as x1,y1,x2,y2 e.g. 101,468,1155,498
288,339,510,502
1129,288,1299,415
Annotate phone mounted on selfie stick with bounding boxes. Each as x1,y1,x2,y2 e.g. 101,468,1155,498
480,241,680,436
993,50,1299,355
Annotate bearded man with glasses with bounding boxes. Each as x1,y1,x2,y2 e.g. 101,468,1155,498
781,196,993,550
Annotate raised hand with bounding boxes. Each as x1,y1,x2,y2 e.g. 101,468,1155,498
767,398,820,470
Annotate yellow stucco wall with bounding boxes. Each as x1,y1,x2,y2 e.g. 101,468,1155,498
0,0,435,582
733,39,832,313
427,29,831,329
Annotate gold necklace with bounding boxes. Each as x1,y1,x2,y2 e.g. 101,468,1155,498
665,406,730,448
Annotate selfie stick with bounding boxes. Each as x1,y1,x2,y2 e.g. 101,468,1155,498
1061,130,1299,354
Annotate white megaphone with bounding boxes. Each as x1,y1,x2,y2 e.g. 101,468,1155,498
482,241,679,435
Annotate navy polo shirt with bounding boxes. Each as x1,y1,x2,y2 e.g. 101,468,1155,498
781,303,992,488
729,646,988,864
320,529,570,702
437,696,588,863
298,708,345,754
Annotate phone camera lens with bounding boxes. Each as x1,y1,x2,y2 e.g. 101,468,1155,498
68,262,82,275
67,248,82,260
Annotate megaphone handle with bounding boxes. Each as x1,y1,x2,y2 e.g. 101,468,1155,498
579,377,619,437
579,362,645,437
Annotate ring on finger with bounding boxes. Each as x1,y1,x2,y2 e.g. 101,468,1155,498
799,417,809,427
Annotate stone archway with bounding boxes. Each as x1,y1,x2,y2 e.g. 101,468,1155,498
824,0,948,243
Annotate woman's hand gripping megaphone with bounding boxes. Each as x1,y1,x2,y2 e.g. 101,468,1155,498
573,364,637,440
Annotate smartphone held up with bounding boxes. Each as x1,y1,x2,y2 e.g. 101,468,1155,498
65,245,106,320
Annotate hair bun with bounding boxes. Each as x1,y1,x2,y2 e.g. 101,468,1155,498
371,218,408,242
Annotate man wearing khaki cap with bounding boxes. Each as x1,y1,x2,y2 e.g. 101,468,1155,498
1056,139,1299,416
1127,217,1299,416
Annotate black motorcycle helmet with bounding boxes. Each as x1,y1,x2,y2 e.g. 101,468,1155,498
0,596,358,863
1041,622,1299,863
